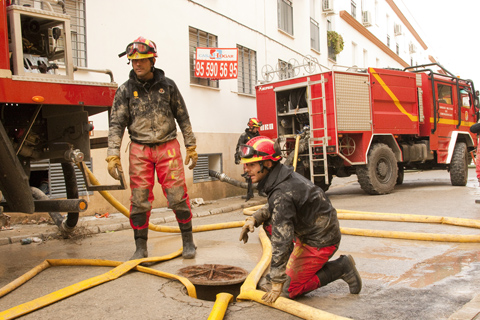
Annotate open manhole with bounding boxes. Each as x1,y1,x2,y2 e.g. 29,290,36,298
178,264,248,301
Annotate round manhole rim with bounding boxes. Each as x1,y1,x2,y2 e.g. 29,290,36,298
177,264,248,286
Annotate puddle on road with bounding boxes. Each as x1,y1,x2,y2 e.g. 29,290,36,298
390,248,480,288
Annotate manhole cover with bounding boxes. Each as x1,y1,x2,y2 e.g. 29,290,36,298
178,264,248,286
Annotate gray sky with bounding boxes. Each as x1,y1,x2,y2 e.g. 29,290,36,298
399,0,480,85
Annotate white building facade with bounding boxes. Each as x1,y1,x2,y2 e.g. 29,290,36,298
25,0,433,212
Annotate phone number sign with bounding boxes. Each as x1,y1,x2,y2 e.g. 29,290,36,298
195,48,238,79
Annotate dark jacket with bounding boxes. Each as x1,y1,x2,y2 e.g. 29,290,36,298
253,163,341,283
234,129,259,164
107,68,196,157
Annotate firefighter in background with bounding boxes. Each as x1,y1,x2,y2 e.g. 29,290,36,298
235,117,262,201
106,37,198,260
238,136,362,303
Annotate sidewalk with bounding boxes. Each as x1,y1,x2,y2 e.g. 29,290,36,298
0,195,267,246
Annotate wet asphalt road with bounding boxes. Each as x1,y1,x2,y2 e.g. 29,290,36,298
0,168,479,320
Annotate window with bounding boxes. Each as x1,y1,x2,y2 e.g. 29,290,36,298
387,35,390,47
460,89,472,108
189,27,219,88
363,49,368,68
396,43,399,55
310,18,320,52
278,0,294,35
193,154,222,183
278,59,294,80
18,0,87,67
437,84,452,105
327,17,332,31
237,45,257,95
351,0,357,19
67,0,87,67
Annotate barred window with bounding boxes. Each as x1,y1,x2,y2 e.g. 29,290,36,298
189,26,219,88
310,18,320,52
15,0,87,67
278,0,294,35
351,0,357,19
237,45,257,95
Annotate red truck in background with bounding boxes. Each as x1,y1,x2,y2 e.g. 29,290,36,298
256,64,479,194
0,1,117,231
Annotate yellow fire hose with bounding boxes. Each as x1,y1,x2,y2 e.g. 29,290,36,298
207,293,233,320
3,161,480,319
237,227,351,320
0,249,197,320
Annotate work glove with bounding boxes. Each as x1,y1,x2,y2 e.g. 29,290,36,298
239,216,256,244
262,282,284,303
184,146,198,170
105,156,123,180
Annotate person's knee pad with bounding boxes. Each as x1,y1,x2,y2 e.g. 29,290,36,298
131,188,151,214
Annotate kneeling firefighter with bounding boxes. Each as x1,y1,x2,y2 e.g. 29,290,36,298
106,36,198,260
238,136,362,302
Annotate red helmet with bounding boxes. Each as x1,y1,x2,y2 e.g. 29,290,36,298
247,117,262,128
240,136,282,164
126,36,157,60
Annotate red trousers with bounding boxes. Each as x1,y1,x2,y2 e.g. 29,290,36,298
285,239,338,299
129,139,192,229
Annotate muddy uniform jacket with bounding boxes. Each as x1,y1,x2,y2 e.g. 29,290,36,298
234,129,259,163
253,163,341,283
107,68,196,157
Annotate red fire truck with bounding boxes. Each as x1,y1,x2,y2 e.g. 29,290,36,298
0,1,117,231
256,64,479,194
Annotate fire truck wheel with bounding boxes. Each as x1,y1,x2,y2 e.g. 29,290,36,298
356,143,398,195
450,142,468,186
396,165,404,185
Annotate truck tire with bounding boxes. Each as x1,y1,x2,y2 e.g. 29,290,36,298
450,142,468,186
396,165,404,185
356,143,398,195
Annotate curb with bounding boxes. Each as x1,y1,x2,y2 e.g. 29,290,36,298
0,197,267,246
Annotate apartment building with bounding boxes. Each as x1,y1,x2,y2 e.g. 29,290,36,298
21,0,431,213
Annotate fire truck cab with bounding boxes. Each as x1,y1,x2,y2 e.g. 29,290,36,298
256,64,479,194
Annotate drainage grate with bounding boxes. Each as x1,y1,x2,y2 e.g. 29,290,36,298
178,264,248,286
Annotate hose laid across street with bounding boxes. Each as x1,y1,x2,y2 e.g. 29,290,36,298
243,205,480,242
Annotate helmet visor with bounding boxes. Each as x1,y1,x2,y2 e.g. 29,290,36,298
239,144,269,159
126,42,155,56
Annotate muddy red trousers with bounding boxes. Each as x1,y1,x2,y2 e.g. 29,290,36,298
284,238,338,299
128,139,192,229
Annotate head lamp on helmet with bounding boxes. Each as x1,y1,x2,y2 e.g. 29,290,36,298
118,36,157,60
240,136,282,164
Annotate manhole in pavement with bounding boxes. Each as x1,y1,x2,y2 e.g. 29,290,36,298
177,264,248,302
178,264,248,286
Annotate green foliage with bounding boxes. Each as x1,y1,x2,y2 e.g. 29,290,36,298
327,31,344,55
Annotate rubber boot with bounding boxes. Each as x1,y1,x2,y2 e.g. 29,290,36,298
316,259,343,288
179,221,196,259
130,228,148,260
339,255,362,294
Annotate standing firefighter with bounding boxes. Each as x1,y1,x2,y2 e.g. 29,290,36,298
106,37,198,260
238,136,362,302
235,117,262,200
